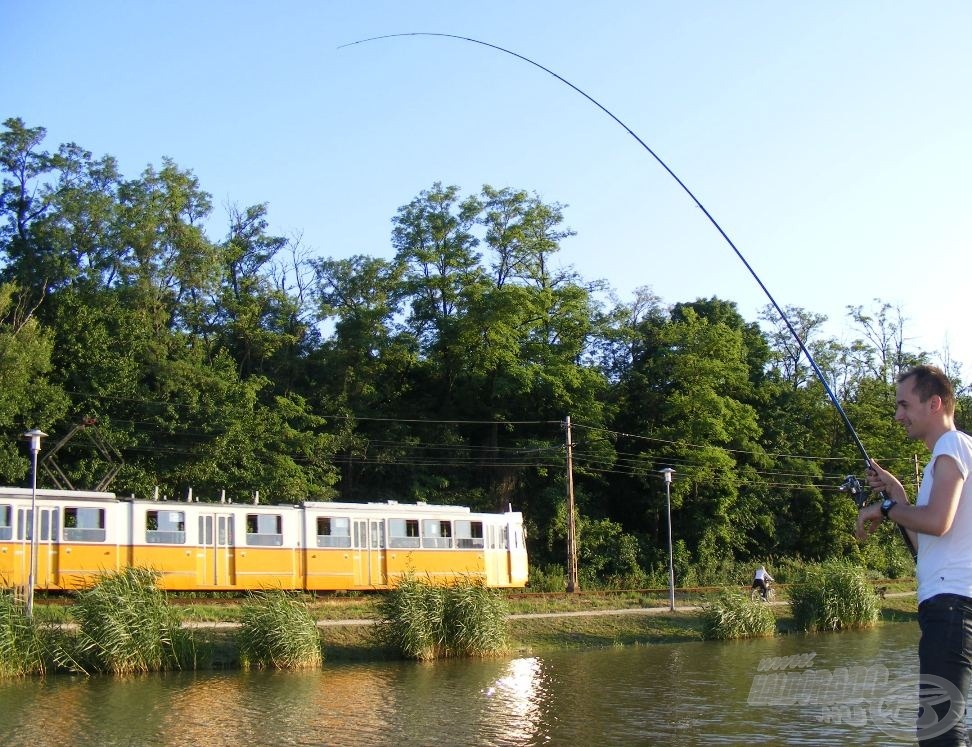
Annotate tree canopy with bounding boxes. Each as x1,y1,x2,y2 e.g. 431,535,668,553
2,117,963,581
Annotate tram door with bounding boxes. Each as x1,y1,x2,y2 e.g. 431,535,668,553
197,513,236,587
17,506,61,589
35,507,60,588
352,519,387,587
18,507,60,589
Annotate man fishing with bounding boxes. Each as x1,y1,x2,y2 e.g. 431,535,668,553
857,364,972,746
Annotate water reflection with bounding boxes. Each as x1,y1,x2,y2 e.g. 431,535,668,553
0,623,936,746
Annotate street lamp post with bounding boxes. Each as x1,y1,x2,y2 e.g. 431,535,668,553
23,429,47,619
660,467,675,611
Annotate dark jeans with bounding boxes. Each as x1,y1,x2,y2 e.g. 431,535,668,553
918,593,972,745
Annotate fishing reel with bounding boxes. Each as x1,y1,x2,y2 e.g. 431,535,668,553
838,475,869,508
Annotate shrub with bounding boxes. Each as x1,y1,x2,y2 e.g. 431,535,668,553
528,564,566,592
237,589,323,670
61,566,195,675
0,591,46,677
700,589,776,640
788,559,879,632
441,580,508,657
374,575,508,660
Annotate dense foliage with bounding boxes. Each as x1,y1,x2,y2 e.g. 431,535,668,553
788,559,880,632
374,575,509,660
700,589,776,640
237,590,323,670
0,590,46,676
60,567,194,674
2,117,967,582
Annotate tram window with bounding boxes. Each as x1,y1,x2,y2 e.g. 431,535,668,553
371,521,386,549
199,516,212,545
245,513,283,546
388,518,420,548
146,510,186,544
316,516,351,548
511,527,522,549
421,519,452,549
0,504,10,540
63,507,106,542
455,520,484,549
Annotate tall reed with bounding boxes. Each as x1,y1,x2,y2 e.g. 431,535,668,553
374,575,508,660
62,566,194,675
236,589,323,670
0,590,46,677
700,589,776,640
788,558,879,632
442,579,509,656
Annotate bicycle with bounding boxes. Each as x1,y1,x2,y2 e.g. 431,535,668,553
750,584,776,602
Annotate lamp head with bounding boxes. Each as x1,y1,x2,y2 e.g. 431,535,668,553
23,429,48,453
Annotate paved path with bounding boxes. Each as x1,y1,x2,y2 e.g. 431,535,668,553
54,591,913,630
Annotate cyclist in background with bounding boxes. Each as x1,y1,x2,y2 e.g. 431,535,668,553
752,565,774,600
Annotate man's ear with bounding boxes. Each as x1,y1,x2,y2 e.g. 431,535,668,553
929,394,944,413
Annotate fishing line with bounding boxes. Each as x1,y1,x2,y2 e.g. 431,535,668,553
340,32,916,558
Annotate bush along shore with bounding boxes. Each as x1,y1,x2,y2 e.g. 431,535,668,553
1,562,917,677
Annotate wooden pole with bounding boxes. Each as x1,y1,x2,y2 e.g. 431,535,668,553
565,416,579,593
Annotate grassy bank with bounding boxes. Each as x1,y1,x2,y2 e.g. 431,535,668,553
187,582,919,663
28,580,919,666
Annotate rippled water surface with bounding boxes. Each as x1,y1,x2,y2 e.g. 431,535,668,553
0,621,939,745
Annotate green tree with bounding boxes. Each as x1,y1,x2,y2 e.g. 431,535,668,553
0,283,70,480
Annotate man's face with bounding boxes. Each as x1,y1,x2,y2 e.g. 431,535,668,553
895,376,936,440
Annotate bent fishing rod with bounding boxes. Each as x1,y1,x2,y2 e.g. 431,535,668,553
340,32,917,559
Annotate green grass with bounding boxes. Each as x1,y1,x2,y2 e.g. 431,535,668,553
56,567,196,675
700,589,776,640
373,576,509,660
0,591,47,677
17,577,913,668
787,559,880,632
236,590,323,670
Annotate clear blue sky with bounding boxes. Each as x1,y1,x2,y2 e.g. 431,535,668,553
5,1,971,371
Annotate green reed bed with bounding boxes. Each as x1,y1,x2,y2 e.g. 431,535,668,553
442,580,509,656
788,558,879,632
0,591,47,677
374,575,508,661
236,589,323,670
699,589,776,640
58,567,196,675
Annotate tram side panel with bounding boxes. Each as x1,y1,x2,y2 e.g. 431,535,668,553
302,507,368,591
128,502,205,590
53,496,127,590
382,513,490,587
1,491,529,593
230,505,301,590
0,493,125,591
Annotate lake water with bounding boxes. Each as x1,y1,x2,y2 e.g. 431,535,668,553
0,621,940,745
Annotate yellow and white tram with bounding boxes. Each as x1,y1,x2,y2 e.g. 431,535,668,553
0,487,529,592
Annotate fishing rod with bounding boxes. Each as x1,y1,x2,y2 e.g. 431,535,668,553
340,32,916,559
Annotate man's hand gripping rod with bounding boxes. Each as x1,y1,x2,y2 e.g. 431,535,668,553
840,475,917,559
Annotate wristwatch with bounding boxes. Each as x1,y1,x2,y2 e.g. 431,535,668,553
880,497,897,519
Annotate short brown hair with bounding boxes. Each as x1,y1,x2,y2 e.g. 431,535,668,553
898,365,955,416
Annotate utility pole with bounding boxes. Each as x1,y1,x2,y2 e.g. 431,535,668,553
565,416,579,593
